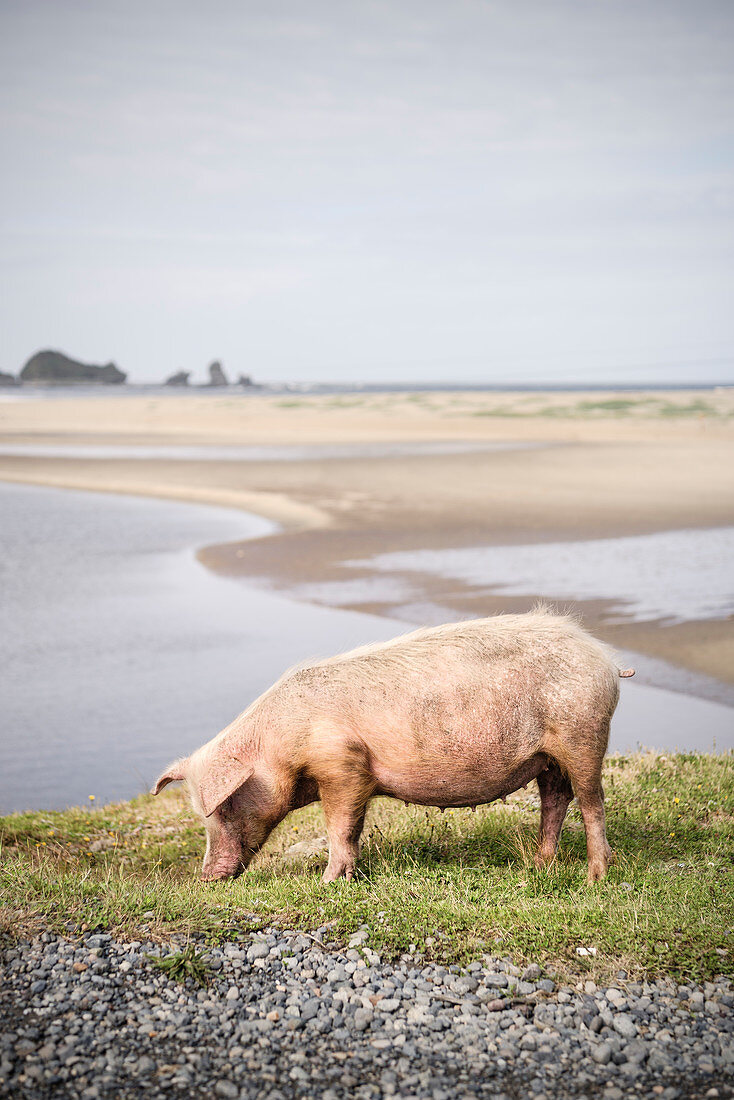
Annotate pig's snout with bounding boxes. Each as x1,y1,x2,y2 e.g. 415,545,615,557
201,849,251,882
201,823,253,883
201,862,245,883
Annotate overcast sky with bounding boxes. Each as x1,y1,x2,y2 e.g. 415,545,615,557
1,0,733,385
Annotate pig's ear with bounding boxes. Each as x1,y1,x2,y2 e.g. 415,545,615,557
198,756,255,818
151,759,188,795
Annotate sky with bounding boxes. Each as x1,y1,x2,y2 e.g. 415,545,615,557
1,0,733,386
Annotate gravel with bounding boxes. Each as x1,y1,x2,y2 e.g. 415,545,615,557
1,928,732,1099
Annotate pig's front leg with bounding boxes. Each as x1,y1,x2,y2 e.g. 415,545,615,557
320,782,370,882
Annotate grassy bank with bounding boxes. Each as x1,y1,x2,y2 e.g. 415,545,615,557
1,752,732,983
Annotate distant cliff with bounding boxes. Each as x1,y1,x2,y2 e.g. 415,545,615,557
20,350,126,385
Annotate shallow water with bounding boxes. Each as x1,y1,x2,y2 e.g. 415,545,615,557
0,483,731,814
342,528,734,626
0,440,535,462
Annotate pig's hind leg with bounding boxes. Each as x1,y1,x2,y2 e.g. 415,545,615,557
556,721,614,883
535,760,574,869
575,778,613,883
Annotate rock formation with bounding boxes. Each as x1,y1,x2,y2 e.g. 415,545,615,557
164,371,190,386
19,350,126,385
0,370,18,387
207,360,228,387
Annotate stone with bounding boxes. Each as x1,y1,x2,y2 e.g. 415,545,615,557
214,1082,239,1099
284,835,329,859
451,976,478,995
300,998,321,1021
353,1008,373,1031
248,943,270,960
613,1014,638,1039
485,974,509,989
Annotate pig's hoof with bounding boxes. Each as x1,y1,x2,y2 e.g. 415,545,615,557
534,850,556,870
587,861,608,883
322,863,355,883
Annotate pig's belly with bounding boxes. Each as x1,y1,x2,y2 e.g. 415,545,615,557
371,752,549,808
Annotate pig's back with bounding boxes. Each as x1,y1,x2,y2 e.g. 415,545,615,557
316,610,617,698
293,610,618,758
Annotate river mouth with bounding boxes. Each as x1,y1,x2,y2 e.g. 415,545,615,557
0,483,731,814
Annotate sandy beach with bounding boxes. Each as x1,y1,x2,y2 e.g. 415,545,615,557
1,388,733,689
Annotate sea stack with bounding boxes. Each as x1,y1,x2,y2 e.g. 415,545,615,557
164,371,190,386
20,350,126,385
207,360,228,387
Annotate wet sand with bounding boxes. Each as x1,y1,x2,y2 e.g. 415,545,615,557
1,389,733,691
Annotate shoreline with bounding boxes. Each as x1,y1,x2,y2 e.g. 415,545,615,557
1,389,733,696
3,457,734,706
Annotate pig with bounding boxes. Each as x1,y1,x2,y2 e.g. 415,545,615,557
152,608,635,883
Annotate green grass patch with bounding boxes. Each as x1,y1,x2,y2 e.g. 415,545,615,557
657,399,715,417
148,944,212,986
467,395,725,419
576,398,649,414
1,753,732,983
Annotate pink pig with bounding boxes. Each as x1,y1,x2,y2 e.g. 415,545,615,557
152,609,634,883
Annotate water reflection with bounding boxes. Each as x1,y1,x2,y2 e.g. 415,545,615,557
344,528,734,625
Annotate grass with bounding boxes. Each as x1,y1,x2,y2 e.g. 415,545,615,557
258,392,732,420
469,396,724,419
1,752,732,983
148,944,212,986
658,399,715,417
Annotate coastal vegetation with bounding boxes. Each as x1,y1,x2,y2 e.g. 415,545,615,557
1,751,731,985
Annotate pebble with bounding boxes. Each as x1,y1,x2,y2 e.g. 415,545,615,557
247,942,270,960
613,1013,638,1039
1,930,731,1099
214,1082,239,1099
592,1042,613,1065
